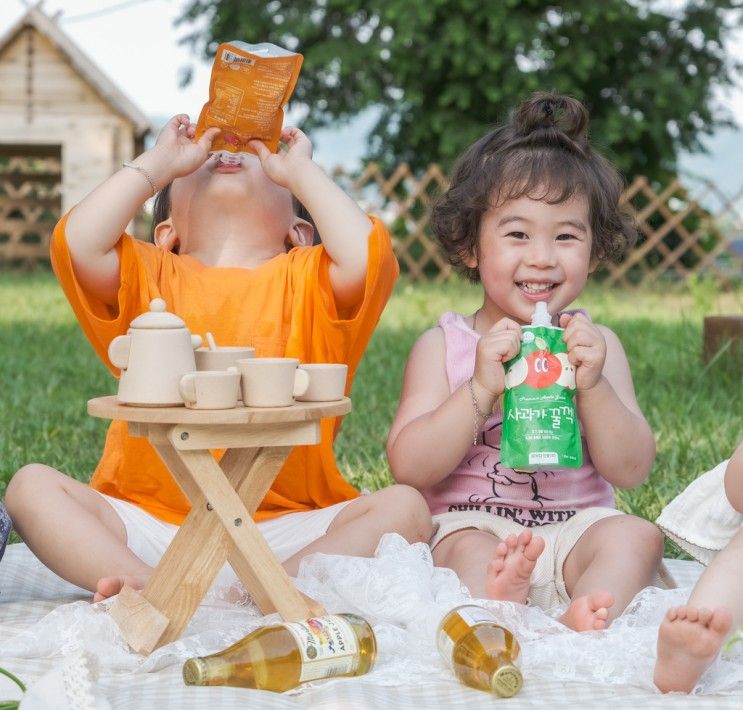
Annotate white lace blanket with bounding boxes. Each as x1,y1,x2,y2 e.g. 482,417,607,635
1,535,742,709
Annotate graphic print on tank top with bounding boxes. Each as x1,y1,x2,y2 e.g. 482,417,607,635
447,415,609,527
474,419,561,511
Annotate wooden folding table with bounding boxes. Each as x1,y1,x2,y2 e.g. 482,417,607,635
87,395,351,654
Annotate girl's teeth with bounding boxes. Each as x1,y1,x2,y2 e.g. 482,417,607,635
520,283,552,294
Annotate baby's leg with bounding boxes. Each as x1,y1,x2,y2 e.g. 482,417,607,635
433,528,542,602
654,525,743,693
724,441,743,512
280,484,433,576
561,514,664,631
4,464,151,596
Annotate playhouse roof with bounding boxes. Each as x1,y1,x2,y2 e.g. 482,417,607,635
0,5,155,138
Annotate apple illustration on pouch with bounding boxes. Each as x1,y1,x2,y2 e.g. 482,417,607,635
555,352,577,389
524,350,562,389
505,348,576,390
504,356,528,389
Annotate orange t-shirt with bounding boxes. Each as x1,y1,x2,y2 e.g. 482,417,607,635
50,214,398,524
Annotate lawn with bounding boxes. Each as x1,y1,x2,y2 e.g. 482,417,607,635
1,268,741,557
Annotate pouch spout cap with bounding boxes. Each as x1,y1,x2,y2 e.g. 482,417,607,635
530,301,551,327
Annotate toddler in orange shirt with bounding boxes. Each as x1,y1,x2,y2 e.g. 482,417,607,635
5,114,432,601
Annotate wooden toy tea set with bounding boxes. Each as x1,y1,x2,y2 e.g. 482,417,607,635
89,300,350,653
107,298,347,409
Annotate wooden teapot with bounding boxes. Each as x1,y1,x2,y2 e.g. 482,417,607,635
108,298,202,406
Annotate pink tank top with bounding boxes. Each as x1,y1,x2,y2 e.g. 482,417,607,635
422,312,615,525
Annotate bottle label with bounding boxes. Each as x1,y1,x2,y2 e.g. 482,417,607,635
284,615,359,682
437,605,499,664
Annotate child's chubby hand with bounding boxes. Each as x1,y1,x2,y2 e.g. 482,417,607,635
249,127,314,188
473,318,522,398
559,312,606,390
148,114,221,180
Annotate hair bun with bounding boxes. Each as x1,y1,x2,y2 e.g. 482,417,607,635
512,92,589,146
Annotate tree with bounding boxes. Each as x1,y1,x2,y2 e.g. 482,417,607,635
176,0,741,180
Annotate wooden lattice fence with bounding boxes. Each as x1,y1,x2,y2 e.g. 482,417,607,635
612,175,743,287
0,145,61,265
333,162,454,282
334,165,743,286
1,155,742,287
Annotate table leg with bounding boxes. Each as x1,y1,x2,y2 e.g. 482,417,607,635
154,441,287,616
221,447,327,617
109,498,231,653
176,448,318,622
110,428,325,653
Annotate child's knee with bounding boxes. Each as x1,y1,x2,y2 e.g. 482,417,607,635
375,484,433,543
623,515,665,561
5,464,55,516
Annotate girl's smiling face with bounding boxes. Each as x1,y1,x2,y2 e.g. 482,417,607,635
469,192,594,325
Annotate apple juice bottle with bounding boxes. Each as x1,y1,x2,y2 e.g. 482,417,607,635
183,613,376,692
437,604,523,697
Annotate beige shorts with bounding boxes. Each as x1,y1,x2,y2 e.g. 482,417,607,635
431,507,637,610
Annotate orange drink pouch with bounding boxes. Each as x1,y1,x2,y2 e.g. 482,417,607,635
195,41,303,158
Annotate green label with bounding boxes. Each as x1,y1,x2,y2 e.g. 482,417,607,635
501,325,582,469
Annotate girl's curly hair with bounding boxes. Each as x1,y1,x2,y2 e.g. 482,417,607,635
430,92,637,282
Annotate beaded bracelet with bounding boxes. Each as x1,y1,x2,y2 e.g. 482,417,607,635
466,376,491,446
122,161,157,196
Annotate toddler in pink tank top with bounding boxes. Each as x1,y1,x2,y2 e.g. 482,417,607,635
387,92,670,632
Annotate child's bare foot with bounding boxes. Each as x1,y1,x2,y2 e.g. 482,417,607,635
653,605,733,693
485,530,545,603
93,574,150,603
560,590,614,632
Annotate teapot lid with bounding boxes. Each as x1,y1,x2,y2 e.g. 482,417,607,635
130,298,186,329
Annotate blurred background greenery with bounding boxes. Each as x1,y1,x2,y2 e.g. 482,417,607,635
1,270,741,556
178,0,742,182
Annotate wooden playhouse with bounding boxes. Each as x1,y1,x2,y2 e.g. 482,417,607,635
0,5,154,263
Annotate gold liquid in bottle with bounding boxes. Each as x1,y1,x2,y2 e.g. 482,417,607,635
437,604,523,697
183,613,376,692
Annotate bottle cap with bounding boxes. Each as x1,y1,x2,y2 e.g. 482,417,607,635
530,301,551,327
491,664,523,697
182,657,208,686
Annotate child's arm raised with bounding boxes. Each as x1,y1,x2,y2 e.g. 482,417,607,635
561,312,656,488
65,115,219,305
250,129,372,310
387,319,521,488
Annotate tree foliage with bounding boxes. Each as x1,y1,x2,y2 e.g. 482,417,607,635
177,0,742,180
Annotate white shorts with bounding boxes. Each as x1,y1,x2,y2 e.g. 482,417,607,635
657,459,742,565
100,493,353,591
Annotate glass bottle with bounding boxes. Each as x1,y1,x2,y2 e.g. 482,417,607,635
437,604,523,697
183,613,376,692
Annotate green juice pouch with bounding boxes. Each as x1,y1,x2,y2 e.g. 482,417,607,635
501,302,582,470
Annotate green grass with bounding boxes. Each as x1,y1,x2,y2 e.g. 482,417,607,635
1,269,741,558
